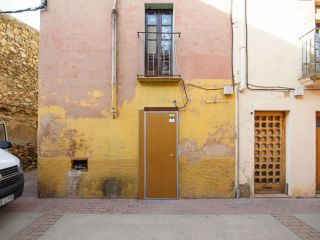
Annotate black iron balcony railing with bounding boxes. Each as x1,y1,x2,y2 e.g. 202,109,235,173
137,31,181,78
300,28,320,78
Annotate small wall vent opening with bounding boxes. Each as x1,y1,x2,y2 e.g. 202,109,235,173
72,159,88,171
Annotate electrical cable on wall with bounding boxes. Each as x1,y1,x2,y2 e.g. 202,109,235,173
175,0,235,109
0,0,47,14
186,83,224,91
243,0,300,92
183,0,235,94
173,79,188,109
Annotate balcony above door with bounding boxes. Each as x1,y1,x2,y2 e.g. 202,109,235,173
299,28,320,87
137,31,182,83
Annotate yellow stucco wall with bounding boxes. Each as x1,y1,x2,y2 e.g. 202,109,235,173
38,79,235,198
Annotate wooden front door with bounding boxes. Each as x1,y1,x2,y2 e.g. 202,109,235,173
317,112,320,193
254,112,286,193
140,111,178,199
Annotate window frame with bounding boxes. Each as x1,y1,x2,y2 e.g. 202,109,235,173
145,9,173,77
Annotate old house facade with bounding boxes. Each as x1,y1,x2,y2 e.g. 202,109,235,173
38,0,235,198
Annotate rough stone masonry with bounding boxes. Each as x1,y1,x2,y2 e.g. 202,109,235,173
0,14,38,171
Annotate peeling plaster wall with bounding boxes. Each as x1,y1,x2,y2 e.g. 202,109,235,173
38,0,234,198
237,0,320,197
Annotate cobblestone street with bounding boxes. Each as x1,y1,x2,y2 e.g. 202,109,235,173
1,171,320,240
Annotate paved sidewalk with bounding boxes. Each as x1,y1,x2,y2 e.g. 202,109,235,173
0,171,320,240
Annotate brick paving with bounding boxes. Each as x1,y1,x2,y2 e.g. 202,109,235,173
1,171,320,240
9,213,63,240
273,214,320,240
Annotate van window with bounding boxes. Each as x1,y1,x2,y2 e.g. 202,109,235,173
0,123,7,141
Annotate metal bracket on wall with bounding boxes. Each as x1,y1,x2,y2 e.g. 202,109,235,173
204,99,226,104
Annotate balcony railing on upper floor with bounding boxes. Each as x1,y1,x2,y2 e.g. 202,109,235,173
137,31,182,82
300,28,320,87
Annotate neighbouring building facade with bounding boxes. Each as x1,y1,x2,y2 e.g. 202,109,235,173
38,0,235,198
234,0,320,197
0,14,38,171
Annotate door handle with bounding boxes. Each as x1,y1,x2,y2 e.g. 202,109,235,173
170,153,174,157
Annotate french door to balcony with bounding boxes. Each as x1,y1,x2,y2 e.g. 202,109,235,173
145,10,173,77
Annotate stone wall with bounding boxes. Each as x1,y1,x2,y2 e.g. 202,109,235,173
0,14,38,171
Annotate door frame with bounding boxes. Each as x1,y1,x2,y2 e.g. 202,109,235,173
143,110,179,199
316,112,320,193
253,111,287,194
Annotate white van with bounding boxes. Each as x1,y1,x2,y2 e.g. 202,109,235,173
0,123,24,207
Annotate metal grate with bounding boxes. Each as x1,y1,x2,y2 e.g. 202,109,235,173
254,112,285,193
0,165,19,189
0,175,19,189
0,165,18,177
300,28,320,78
137,31,181,77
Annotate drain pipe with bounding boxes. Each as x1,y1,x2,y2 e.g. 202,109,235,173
111,0,117,118
233,0,241,199
235,84,241,199
235,0,249,198
233,0,247,199
239,0,247,91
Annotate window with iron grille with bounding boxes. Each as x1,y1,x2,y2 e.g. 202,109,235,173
145,10,173,76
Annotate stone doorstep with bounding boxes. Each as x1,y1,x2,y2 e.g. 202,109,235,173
254,194,291,198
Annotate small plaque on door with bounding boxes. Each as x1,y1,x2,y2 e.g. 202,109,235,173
169,114,175,123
